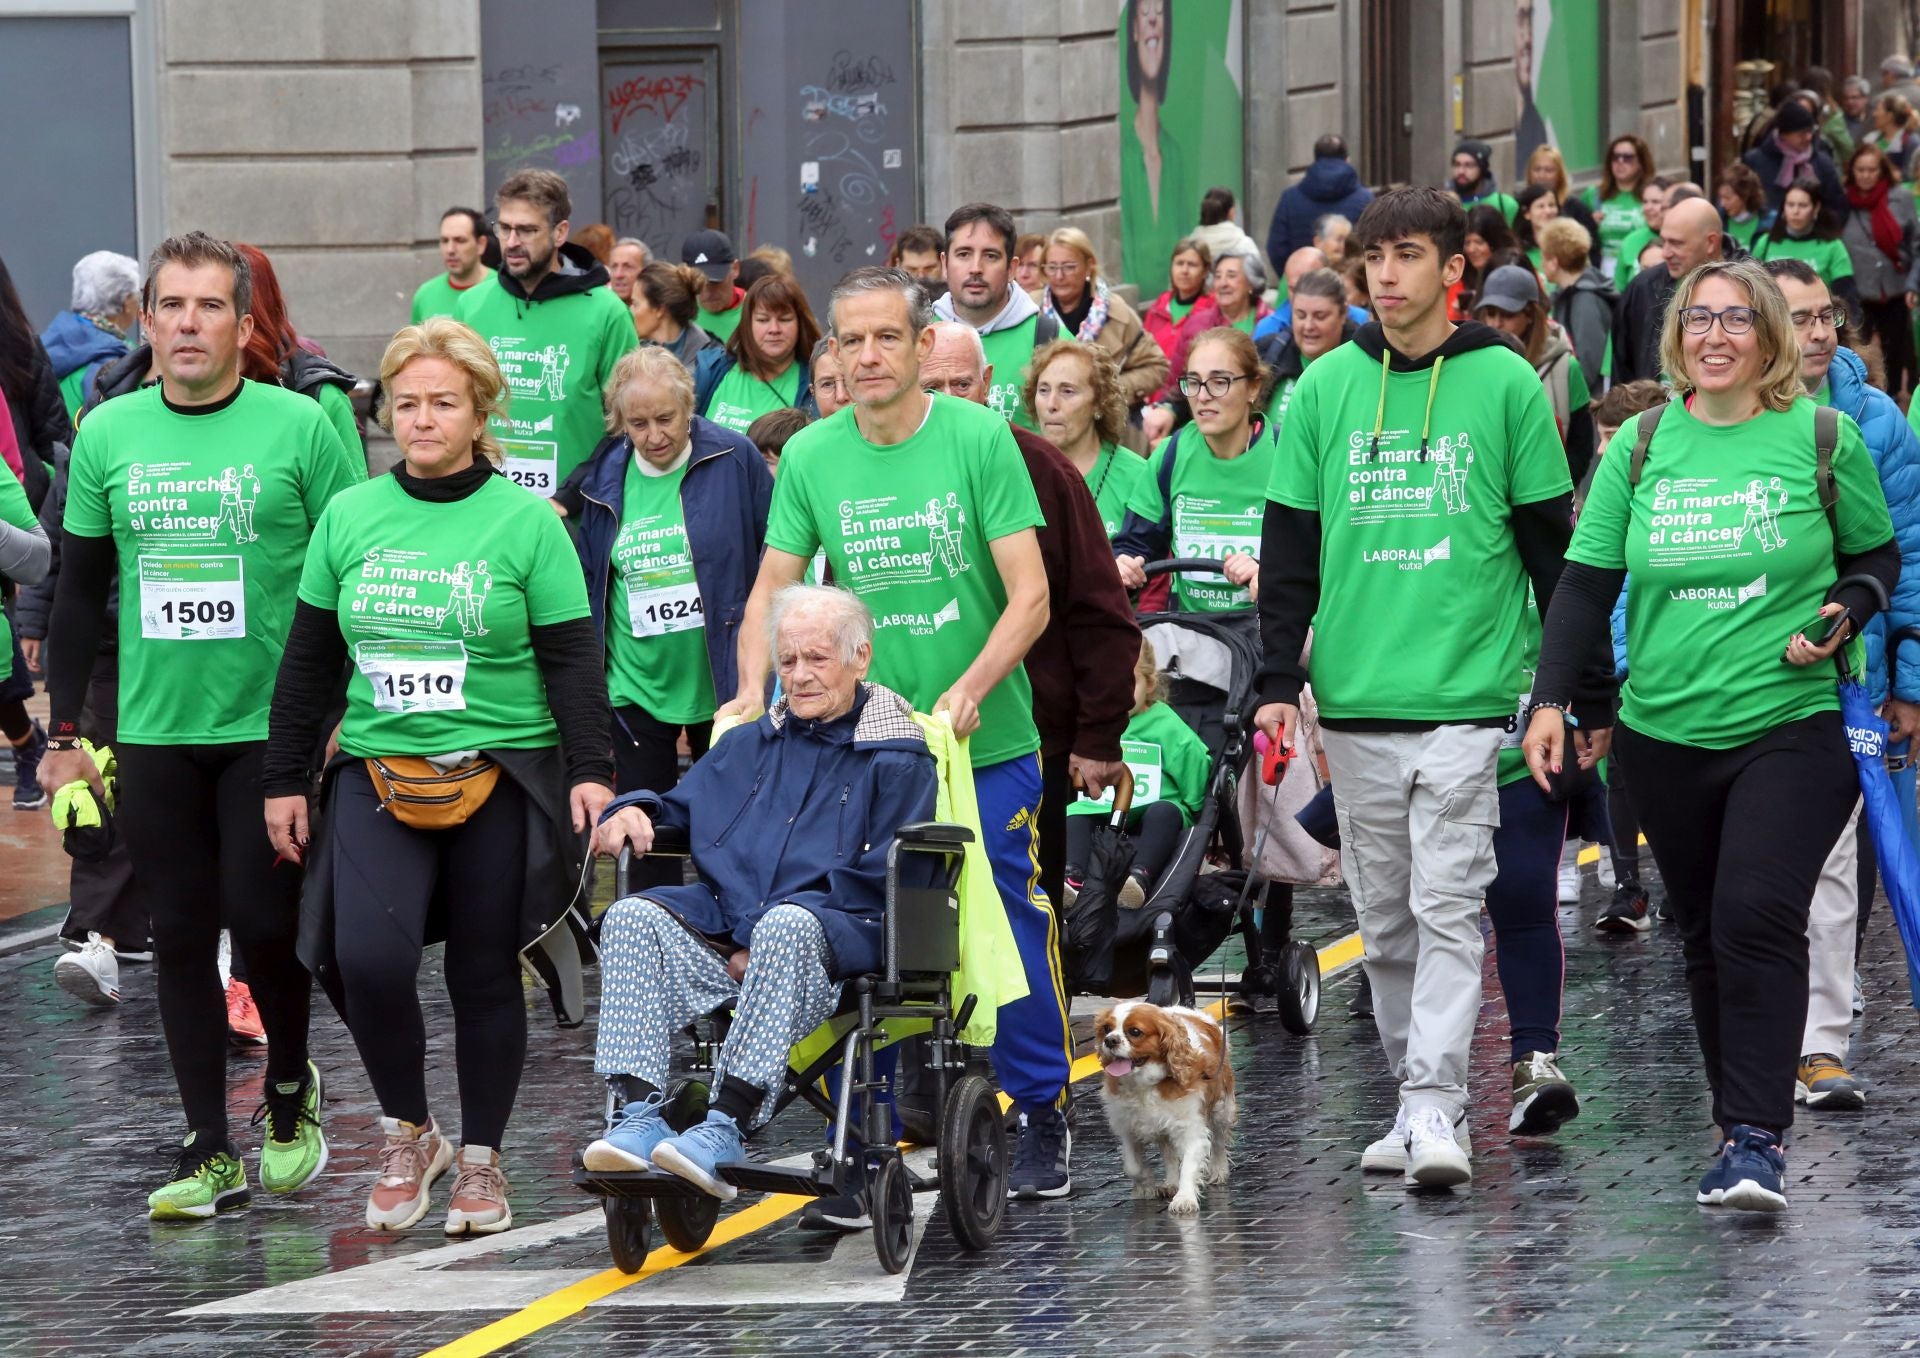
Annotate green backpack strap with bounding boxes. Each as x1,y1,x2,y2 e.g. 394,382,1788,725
1626,401,1669,486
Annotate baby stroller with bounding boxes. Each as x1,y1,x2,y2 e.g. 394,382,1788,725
1062,559,1320,1033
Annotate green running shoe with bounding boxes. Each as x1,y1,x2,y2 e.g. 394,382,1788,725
149,1133,250,1221
256,1060,329,1195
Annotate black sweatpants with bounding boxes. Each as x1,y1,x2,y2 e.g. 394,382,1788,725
62,655,151,948
1039,751,1068,914
116,741,311,1146
1615,711,1858,1136
613,704,710,892
326,762,530,1150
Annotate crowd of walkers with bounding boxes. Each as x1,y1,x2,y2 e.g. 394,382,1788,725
5,53,1920,1233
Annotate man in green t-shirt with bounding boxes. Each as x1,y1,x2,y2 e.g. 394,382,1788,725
720,268,1077,1200
931,203,1058,429
1252,188,1600,1190
410,207,493,323
38,231,358,1222
454,170,636,501
683,230,744,342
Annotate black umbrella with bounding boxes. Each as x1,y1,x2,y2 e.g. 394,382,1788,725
1063,765,1136,995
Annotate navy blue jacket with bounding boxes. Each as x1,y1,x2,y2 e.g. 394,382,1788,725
692,348,814,420
601,683,939,978
1266,157,1376,266
575,414,773,706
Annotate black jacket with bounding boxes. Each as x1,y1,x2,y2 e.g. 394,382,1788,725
1743,139,1848,221
17,440,117,652
1609,265,1671,386
8,339,71,513
81,342,154,417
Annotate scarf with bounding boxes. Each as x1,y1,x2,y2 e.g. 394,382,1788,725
1770,129,1813,189
1042,277,1111,343
1846,176,1904,264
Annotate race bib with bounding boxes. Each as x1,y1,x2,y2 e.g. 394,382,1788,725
1076,740,1165,810
499,438,559,498
1172,500,1260,605
356,638,470,714
138,555,246,640
1500,692,1530,750
625,578,705,637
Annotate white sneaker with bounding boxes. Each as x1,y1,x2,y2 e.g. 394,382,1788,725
1557,843,1582,904
1404,1106,1472,1188
1853,968,1865,1017
54,932,120,1005
1595,849,1615,890
1361,1105,1472,1173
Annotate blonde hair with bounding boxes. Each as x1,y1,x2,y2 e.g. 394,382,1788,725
748,243,795,277
1657,258,1804,414
603,344,696,432
1135,637,1169,707
1023,339,1130,447
1538,217,1592,273
1525,145,1571,200
378,317,507,465
1044,226,1101,283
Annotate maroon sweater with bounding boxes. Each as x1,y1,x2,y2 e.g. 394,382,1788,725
1010,424,1140,761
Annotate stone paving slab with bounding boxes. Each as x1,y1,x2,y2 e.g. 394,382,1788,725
3,867,1920,1355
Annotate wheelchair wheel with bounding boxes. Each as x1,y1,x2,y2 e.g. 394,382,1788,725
870,1154,913,1274
656,1190,720,1253
603,1196,654,1274
1278,938,1320,1035
939,1074,1006,1251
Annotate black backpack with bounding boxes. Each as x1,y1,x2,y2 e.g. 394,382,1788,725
1627,400,1840,546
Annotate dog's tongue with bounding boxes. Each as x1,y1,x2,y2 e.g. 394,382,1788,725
1105,1058,1134,1077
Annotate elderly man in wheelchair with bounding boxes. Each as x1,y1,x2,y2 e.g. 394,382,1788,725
582,583,953,1224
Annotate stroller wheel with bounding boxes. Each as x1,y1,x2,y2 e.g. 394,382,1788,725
603,1195,654,1274
1278,939,1320,1035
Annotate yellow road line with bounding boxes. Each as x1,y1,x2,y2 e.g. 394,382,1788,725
1577,834,1647,867
427,928,1365,1356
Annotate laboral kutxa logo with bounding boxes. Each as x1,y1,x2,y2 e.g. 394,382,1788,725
1668,574,1767,610
1361,536,1451,571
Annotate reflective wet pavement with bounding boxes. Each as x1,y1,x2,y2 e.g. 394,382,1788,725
4,862,1920,1356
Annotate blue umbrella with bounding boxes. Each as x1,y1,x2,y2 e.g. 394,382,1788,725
1845,610,1920,1008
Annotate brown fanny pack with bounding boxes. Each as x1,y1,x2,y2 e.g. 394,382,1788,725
365,756,499,830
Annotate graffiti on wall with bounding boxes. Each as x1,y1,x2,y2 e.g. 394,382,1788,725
792,50,901,266
601,66,708,248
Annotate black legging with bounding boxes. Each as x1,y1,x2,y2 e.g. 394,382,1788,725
1858,295,1915,402
1064,800,1186,884
326,762,531,1150
1606,717,1644,887
613,704,711,892
1614,711,1858,1136
116,741,311,1147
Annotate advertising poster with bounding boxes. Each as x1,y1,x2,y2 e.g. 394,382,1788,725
1515,0,1603,175
1117,0,1245,287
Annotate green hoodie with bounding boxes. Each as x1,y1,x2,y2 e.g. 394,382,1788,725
452,246,636,497
1267,322,1571,722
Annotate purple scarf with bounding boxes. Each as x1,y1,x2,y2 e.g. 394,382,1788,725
1770,129,1813,189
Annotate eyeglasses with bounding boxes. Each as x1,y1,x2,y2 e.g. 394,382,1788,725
1611,149,1640,162
1177,373,1252,399
1042,262,1083,277
494,222,547,240
1789,306,1847,331
1677,305,1757,336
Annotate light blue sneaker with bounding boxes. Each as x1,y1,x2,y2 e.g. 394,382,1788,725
651,1110,746,1200
582,1092,674,1172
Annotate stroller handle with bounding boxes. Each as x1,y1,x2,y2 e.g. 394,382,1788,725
1073,761,1136,823
1142,557,1229,578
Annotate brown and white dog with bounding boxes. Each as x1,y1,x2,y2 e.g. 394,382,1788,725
1094,1000,1237,1215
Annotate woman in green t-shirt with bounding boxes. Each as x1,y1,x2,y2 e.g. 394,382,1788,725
1525,258,1897,1214
1027,339,1147,539
694,274,821,436
1584,134,1655,275
1754,178,1862,318
264,317,615,1237
1715,163,1767,252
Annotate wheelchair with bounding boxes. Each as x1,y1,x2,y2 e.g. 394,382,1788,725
571,820,1008,1275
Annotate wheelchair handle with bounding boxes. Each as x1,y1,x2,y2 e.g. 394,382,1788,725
1072,761,1135,823
1141,557,1229,578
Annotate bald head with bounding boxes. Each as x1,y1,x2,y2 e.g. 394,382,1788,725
1284,247,1328,289
920,320,991,404
1660,197,1724,279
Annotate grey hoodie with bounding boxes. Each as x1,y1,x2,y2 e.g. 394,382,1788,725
933,282,1039,336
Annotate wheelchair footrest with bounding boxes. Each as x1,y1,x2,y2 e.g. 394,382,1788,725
719,1162,835,1197
572,1165,713,1200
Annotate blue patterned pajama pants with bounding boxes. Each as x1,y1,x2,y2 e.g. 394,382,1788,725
594,898,841,1128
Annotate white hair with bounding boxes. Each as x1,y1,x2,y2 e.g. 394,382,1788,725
614,236,650,260
1215,244,1268,293
1312,213,1352,237
768,583,874,665
926,320,986,373
71,251,141,315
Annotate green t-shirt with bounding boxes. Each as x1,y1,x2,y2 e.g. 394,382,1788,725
1231,311,1258,336
1065,701,1213,825
605,454,717,723
1583,188,1646,274
1083,443,1149,538
1611,224,1659,292
314,381,362,468
1462,189,1519,224
1569,400,1892,749
1266,374,1299,428
0,469,37,656
1268,340,1572,721
1167,296,1196,326
765,395,1045,768
410,270,492,324
1125,423,1279,613
64,381,361,744
979,314,1043,429
1495,590,1540,788
1725,214,1762,251
697,299,743,343
1754,233,1855,284
453,276,637,497
703,361,799,434
297,472,590,757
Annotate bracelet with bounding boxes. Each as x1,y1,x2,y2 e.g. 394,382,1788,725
45,736,82,752
1525,700,1578,729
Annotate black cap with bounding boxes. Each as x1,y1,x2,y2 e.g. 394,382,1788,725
681,229,737,279
1772,99,1817,135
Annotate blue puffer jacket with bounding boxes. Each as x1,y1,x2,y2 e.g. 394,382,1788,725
575,415,773,706
39,311,127,411
692,349,814,420
1828,346,1920,704
601,683,939,978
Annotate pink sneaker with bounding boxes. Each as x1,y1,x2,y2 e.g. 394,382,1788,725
226,979,267,1046
443,1145,513,1235
366,1116,453,1230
